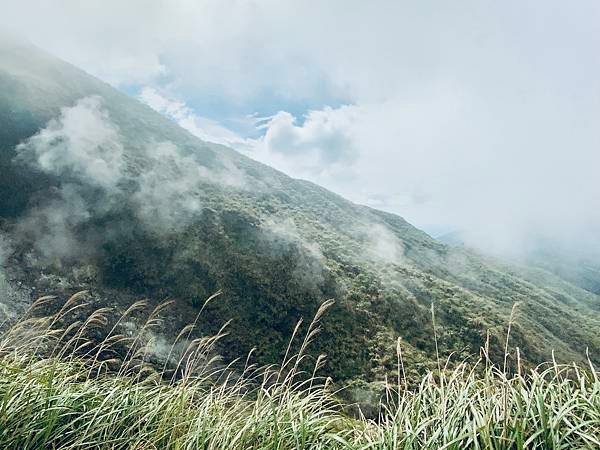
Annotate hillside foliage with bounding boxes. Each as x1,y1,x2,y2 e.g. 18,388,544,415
0,294,598,449
0,37,599,388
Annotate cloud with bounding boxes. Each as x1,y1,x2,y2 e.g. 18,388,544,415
143,76,600,262
139,87,256,151
132,141,204,231
139,88,359,184
2,0,600,259
229,106,361,188
260,218,326,289
10,95,253,265
15,96,125,188
360,223,406,266
253,105,360,178
260,106,359,163
139,89,361,184
16,184,95,264
0,234,12,268
253,88,600,260
13,96,127,264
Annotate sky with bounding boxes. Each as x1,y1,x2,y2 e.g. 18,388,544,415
1,0,599,257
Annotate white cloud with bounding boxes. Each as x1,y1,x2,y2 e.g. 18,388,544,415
2,0,600,256
246,105,362,185
132,141,204,231
11,95,250,261
260,217,326,289
260,105,359,163
133,140,248,231
139,87,256,151
138,89,361,184
142,81,600,258
16,96,125,188
0,234,12,268
360,223,406,266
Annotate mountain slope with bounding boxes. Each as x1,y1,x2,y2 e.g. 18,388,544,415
438,231,600,297
1,37,598,383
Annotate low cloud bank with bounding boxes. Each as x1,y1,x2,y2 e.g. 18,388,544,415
140,88,600,265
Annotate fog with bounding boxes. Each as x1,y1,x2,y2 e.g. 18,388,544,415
16,96,125,188
1,1,599,261
357,224,406,266
0,234,11,268
260,218,326,289
10,95,247,264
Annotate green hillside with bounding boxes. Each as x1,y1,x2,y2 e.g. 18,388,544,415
1,37,598,388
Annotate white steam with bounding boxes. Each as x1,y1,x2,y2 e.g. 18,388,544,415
0,234,11,267
11,95,251,264
358,223,406,266
16,96,125,188
16,185,93,264
133,141,203,230
260,218,326,288
134,141,249,231
0,233,28,320
13,96,126,263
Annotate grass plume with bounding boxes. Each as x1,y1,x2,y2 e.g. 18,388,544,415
0,293,597,449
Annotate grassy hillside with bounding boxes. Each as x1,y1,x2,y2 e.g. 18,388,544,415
0,37,599,391
0,297,598,449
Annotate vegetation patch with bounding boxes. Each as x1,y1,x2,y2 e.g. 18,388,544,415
0,293,597,449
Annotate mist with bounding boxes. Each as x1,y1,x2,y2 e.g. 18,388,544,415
1,1,599,264
363,224,406,266
260,218,327,290
16,96,125,188
0,234,11,268
8,95,249,266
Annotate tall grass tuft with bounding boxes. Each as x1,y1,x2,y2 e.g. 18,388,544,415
0,293,598,449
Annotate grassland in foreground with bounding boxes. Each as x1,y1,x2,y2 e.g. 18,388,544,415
0,293,598,449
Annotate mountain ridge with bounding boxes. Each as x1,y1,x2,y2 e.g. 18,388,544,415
1,37,598,384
